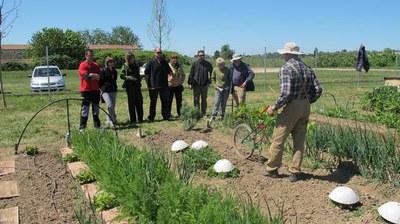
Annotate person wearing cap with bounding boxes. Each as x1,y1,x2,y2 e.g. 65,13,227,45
188,50,213,116
100,56,118,126
230,54,255,106
120,52,143,124
208,57,231,127
144,48,173,122
168,54,185,118
78,49,102,130
261,42,323,182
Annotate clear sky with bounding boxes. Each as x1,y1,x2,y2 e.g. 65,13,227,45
2,0,400,56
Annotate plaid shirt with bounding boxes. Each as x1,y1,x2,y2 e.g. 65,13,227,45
272,58,323,111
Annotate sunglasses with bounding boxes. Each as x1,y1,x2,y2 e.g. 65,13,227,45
156,51,162,54
171,57,177,59
198,54,205,57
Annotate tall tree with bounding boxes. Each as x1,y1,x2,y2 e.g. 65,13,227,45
147,0,173,49
91,28,110,45
109,26,142,48
0,0,22,108
29,27,86,68
220,44,234,60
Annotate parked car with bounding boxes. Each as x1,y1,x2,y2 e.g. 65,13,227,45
29,66,66,91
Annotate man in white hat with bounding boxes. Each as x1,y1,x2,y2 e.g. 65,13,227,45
261,42,323,182
230,54,254,106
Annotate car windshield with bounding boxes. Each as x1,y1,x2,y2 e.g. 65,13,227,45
34,68,61,77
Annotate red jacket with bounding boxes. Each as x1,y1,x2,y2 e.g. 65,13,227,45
78,61,101,92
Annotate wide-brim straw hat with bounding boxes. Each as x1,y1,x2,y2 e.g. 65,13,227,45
278,42,304,55
230,54,242,62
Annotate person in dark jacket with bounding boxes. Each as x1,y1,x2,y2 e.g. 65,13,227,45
144,48,172,122
100,56,118,126
188,50,213,116
230,54,255,106
78,49,102,129
120,52,143,124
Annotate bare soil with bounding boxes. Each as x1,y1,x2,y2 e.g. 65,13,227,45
0,147,82,224
139,124,400,224
1,115,398,224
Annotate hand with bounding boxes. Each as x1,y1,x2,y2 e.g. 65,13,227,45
90,73,100,80
267,106,274,116
239,82,246,89
189,85,192,89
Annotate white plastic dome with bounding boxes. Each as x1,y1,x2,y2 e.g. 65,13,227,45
213,159,235,173
328,186,359,205
378,201,400,224
191,140,208,150
171,140,189,152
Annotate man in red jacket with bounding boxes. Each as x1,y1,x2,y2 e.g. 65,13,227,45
78,49,102,129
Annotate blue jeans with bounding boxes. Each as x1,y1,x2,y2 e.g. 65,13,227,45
102,91,117,124
210,88,229,118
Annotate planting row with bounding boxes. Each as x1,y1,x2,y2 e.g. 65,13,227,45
70,130,285,224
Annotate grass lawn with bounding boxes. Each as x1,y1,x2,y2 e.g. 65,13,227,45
0,68,391,150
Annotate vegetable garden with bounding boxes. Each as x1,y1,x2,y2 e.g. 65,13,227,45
0,68,399,223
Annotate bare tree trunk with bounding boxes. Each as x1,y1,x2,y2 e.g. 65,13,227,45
148,0,173,50
0,0,22,108
0,8,6,108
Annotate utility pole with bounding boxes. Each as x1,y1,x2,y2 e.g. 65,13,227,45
263,46,267,92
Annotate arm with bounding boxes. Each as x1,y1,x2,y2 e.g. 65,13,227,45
120,64,133,81
188,63,195,88
271,68,292,112
240,64,255,88
79,63,99,81
308,70,323,103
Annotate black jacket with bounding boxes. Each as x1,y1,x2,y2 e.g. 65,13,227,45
144,58,172,89
99,68,118,92
355,44,370,73
188,60,213,86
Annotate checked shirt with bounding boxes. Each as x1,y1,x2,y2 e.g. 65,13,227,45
272,58,323,111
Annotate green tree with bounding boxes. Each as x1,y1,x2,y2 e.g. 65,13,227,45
220,44,234,60
109,26,142,48
213,50,221,59
90,28,110,44
28,27,86,69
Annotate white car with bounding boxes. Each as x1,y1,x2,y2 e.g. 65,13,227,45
29,66,66,91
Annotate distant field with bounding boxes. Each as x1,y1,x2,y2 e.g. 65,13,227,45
0,68,392,148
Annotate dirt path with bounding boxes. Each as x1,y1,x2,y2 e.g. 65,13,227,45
140,125,399,224
251,67,398,73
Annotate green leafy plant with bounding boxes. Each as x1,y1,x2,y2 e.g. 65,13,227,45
63,153,79,163
76,169,96,184
180,104,202,130
25,146,39,156
94,192,119,211
183,147,222,171
207,166,240,178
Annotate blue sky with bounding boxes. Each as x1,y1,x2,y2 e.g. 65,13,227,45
2,0,400,56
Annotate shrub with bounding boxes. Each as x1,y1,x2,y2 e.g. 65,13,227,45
1,61,31,71
180,104,202,130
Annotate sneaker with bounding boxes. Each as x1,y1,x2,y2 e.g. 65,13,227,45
289,173,300,182
260,169,279,178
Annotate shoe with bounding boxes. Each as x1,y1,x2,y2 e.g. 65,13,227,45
260,169,279,178
289,173,300,182
206,120,211,128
